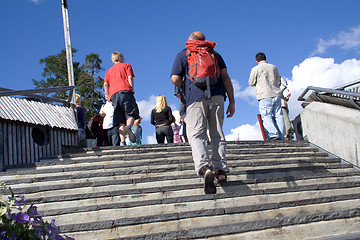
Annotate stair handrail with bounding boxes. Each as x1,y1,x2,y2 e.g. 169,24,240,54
333,79,360,90
297,86,360,102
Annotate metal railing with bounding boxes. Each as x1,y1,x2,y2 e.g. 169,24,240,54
297,80,360,110
0,86,75,106
297,86,360,102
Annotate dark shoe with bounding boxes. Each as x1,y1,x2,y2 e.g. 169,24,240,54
125,126,136,143
269,136,280,141
215,170,227,184
204,170,216,194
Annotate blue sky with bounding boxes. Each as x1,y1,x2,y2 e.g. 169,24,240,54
1,0,360,144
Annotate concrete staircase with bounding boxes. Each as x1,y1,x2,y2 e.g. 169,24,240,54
1,141,360,239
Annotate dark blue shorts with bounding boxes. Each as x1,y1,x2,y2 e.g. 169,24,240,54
111,91,140,126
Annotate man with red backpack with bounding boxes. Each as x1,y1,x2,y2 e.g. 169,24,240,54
171,31,235,194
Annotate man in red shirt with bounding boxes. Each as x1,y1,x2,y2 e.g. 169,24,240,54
104,52,139,145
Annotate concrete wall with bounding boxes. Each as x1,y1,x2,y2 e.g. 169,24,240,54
301,102,360,167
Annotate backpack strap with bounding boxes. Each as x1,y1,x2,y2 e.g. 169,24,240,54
185,51,199,82
208,52,218,77
205,77,213,110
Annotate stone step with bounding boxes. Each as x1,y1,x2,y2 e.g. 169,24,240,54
5,162,355,195
206,218,360,240
12,169,357,202
63,217,360,240
10,172,356,209
6,145,319,173
56,141,311,158
36,178,360,216
0,152,338,181
57,146,317,161
2,154,344,184
1,140,358,239
61,200,360,239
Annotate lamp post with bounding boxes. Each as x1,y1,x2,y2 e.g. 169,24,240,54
61,0,75,106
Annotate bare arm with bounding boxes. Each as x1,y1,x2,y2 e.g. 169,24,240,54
171,75,182,87
128,76,134,91
221,68,235,118
104,82,110,101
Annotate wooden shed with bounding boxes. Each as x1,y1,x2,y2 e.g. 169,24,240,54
0,96,78,171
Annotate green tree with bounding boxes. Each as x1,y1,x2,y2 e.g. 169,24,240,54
77,53,105,122
32,49,82,100
32,50,105,122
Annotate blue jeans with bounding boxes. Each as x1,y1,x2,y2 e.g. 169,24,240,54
104,126,120,146
259,96,285,139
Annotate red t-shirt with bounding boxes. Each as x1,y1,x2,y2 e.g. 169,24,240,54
104,63,135,100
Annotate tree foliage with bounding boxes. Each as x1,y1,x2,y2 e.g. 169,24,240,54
32,49,105,122
32,49,81,100
77,53,105,122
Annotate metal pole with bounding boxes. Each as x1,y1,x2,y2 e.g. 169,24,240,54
61,0,76,106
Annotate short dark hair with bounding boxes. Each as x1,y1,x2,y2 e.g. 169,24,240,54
255,52,266,62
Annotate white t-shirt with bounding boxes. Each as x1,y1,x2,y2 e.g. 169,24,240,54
99,101,114,129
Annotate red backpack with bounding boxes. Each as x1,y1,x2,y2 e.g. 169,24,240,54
186,40,220,90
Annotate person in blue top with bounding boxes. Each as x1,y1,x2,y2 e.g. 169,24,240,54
75,94,86,142
170,31,235,194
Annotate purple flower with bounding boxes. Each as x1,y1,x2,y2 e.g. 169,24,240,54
13,200,21,209
51,219,57,225
0,229,7,240
28,204,38,216
32,216,42,225
13,212,30,223
1,188,72,239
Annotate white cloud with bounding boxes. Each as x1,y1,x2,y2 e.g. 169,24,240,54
226,121,263,141
172,110,181,124
232,79,242,97
231,79,257,105
147,134,157,144
287,57,360,120
169,103,178,112
313,25,360,55
31,0,41,3
137,95,157,121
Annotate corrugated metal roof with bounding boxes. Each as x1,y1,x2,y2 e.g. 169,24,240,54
0,96,78,130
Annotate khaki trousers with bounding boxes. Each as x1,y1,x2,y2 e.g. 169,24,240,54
186,95,228,175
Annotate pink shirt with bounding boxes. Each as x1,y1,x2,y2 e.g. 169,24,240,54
104,63,135,100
